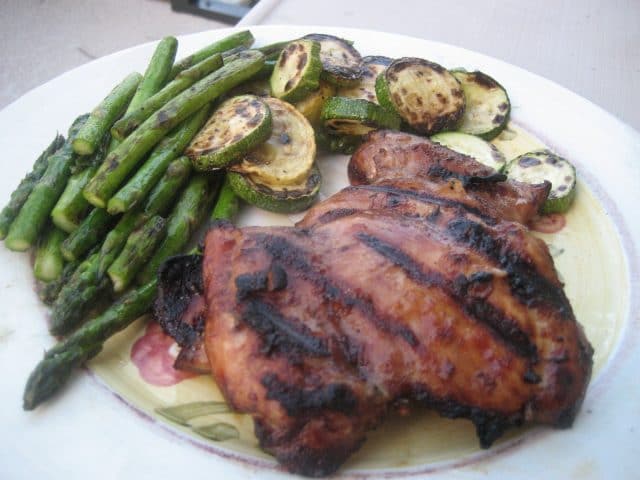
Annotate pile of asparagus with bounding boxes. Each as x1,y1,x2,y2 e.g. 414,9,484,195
0,31,264,410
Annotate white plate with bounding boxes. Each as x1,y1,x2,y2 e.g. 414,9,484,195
0,26,639,480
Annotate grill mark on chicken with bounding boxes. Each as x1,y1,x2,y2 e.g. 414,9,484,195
235,263,288,300
427,164,507,188
241,298,331,357
358,183,497,224
254,232,420,348
446,217,573,318
261,373,358,416
356,232,537,358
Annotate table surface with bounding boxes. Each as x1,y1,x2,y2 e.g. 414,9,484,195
2,0,638,132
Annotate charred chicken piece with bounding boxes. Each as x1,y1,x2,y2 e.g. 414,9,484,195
200,212,591,476
348,129,550,224
152,130,592,477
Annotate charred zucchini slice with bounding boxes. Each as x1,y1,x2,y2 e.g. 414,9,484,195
228,163,321,213
505,149,576,214
321,96,401,136
303,33,364,86
270,39,322,103
337,55,392,103
431,131,506,172
452,70,510,139
232,97,316,186
294,81,336,126
376,57,465,135
185,95,272,171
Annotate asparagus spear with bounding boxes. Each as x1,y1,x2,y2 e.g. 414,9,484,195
211,175,240,221
72,72,142,155
0,134,65,239
107,215,166,292
137,174,219,285
83,50,264,209
33,225,66,282
128,36,178,113
23,172,236,409
59,207,117,262
38,257,80,305
49,252,110,336
110,53,223,141
55,40,175,230
98,156,192,275
106,106,209,214
24,279,157,410
4,115,88,251
168,30,254,79
51,167,97,233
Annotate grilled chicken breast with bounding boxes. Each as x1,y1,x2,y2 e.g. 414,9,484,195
154,130,592,477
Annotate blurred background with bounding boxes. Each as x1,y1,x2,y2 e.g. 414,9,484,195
1,0,638,129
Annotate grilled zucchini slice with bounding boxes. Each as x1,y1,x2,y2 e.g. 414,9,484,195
185,95,272,171
431,131,506,172
294,81,336,126
270,39,322,103
452,70,510,139
376,57,465,135
337,55,392,103
232,97,316,186
505,149,576,214
303,33,364,86
228,163,321,213
321,96,401,136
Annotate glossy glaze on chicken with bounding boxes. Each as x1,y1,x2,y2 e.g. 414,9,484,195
154,130,593,477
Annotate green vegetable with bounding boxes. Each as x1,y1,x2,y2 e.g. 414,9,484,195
4,115,88,251
106,106,209,214
53,132,112,233
336,55,392,103
186,95,272,171
49,252,110,336
211,176,240,221
430,131,506,172
98,156,192,275
302,33,363,86
505,149,577,214
0,134,65,239
270,39,322,102
320,96,401,135
108,215,166,293
451,69,510,140
128,36,178,113
59,208,117,262
84,50,264,209
136,174,220,285
168,30,255,79
72,73,142,155
232,97,316,186
228,163,321,214
23,279,158,410
34,225,66,282
375,57,465,135
38,257,80,305
293,80,335,127
110,54,223,141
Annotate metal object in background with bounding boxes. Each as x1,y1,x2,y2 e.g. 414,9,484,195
171,0,259,24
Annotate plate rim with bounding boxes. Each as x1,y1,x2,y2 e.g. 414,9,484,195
1,24,639,480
